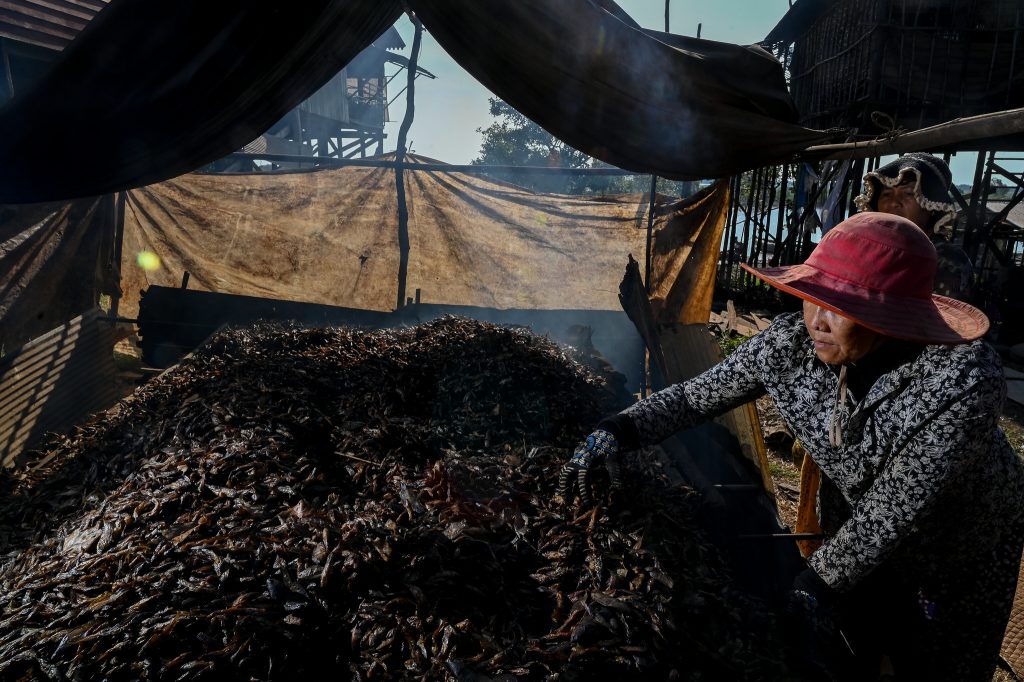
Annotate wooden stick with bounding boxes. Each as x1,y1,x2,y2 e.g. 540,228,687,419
337,451,379,466
393,16,423,311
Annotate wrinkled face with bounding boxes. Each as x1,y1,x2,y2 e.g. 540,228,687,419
875,180,933,230
803,301,884,365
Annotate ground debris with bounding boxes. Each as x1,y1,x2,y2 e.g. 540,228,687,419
0,317,788,680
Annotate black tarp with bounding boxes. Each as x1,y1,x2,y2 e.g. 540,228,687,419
415,0,832,178
0,0,403,203
0,0,836,203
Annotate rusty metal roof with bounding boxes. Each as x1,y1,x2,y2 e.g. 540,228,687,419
0,0,110,52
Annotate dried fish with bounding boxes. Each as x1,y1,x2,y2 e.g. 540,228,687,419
0,318,789,680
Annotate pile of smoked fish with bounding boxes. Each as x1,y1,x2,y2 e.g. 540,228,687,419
0,318,788,680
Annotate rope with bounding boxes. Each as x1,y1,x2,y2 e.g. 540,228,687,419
829,364,849,448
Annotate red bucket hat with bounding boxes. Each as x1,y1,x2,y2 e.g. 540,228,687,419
740,212,988,344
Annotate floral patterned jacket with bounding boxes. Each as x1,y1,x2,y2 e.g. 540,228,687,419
615,312,1024,591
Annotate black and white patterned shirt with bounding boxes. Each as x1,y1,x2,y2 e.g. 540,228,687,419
616,312,1024,591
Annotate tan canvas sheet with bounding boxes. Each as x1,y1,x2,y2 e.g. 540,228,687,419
0,197,118,352
648,180,731,325
120,165,657,318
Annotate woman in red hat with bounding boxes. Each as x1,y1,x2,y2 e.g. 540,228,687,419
560,211,1024,680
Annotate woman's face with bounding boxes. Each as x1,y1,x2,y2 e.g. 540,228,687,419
803,301,884,365
876,180,932,230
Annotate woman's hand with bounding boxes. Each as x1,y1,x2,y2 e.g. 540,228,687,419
558,429,619,505
784,568,852,677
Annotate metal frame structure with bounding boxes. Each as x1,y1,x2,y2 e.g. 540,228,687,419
716,0,1024,344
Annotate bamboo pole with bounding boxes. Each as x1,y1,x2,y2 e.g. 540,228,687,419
644,176,657,295
803,108,1024,160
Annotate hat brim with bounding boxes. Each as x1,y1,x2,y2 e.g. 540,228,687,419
741,262,989,344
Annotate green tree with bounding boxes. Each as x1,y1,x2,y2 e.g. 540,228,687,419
473,98,651,195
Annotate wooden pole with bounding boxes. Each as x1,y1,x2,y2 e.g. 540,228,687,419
770,163,789,266
803,108,1024,160
109,191,126,318
722,175,740,288
644,176,657,294
394,15,423,311
643,0,671,297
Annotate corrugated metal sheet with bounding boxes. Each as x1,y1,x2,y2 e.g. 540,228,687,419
0,307,119,467
988,200,1024,229
299,67,351,124
240,133,303,156
0,0,109,52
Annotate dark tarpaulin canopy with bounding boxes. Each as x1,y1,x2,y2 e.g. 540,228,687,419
0,0,834,203
0,0,403,203
414,0,833,178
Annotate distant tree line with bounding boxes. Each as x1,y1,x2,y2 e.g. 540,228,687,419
473,98,688,197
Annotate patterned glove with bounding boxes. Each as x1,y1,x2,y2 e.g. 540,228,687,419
558,429,619,505
784,568,852,679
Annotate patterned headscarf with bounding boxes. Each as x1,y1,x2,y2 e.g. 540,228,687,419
854,152,957,230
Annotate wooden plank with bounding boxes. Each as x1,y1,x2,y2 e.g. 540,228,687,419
21,0,105,20
0,348,114,424
0,2,89,30
0,308,118,467
0,8,79,41
657,323,775,494
0,0,107,51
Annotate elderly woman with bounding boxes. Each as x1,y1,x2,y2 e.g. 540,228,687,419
560,211,1024,680
855,151,973,301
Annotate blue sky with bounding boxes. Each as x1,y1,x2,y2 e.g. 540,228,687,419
385,1,985,184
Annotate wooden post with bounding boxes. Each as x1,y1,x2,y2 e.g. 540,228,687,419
644,176,657,294
643,0,671,297
770,164,789,266
109,191,127,318
722,175,740,288
741,168,759,286
965,151,989,262
394,15,423,310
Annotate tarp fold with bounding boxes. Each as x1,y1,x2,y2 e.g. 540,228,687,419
0,0,834,203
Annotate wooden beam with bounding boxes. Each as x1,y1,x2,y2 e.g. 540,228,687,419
226,153,640,176
803,108,1024,160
